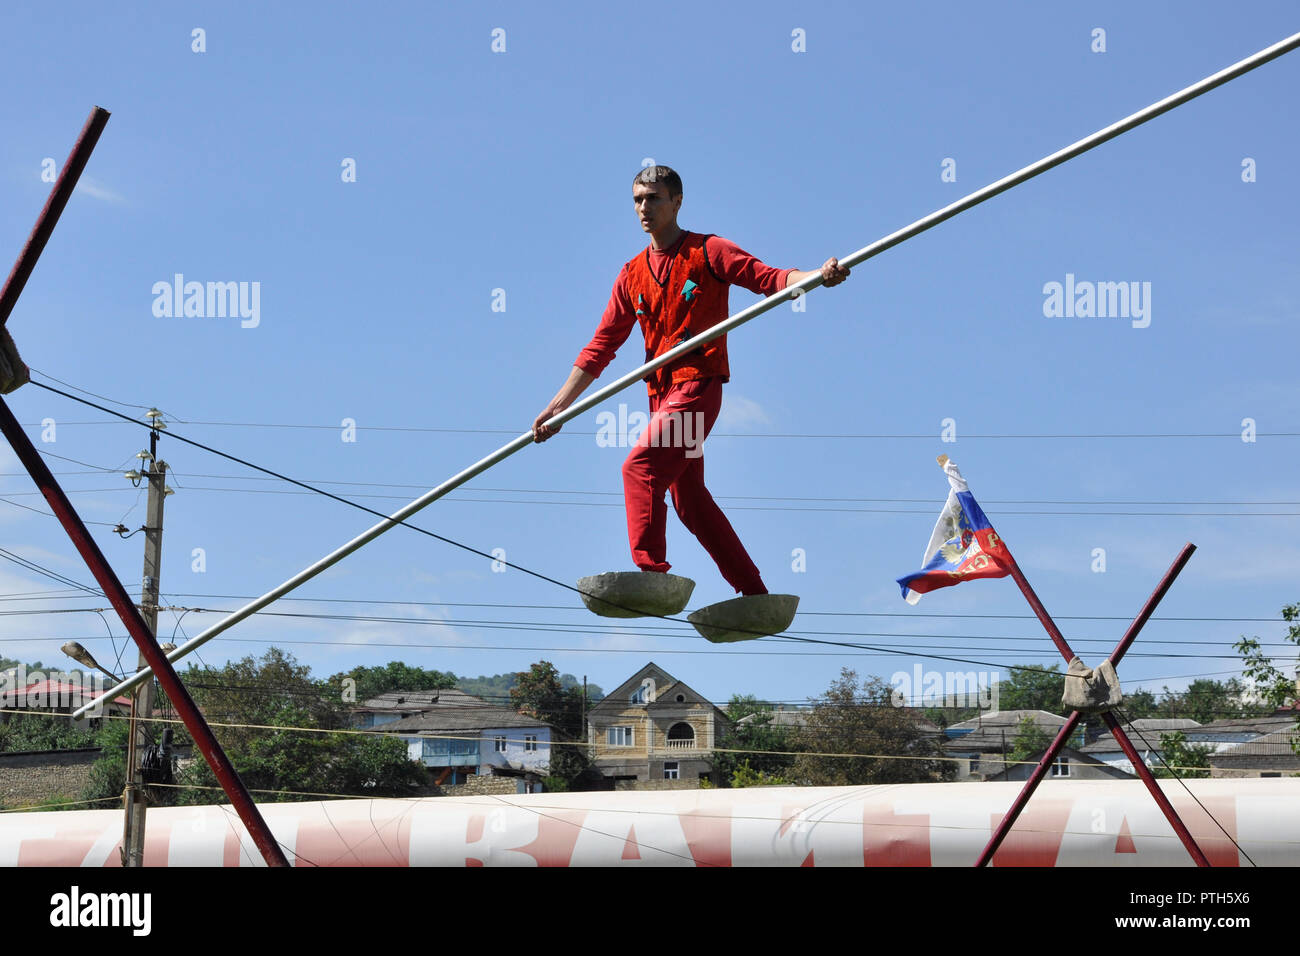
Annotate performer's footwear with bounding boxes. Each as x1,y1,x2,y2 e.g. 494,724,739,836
576,571,695,618
688,594,799,643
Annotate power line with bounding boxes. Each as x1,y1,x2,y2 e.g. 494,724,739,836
23,416,1300,441
24,379,1290,683
0,547,102,595
25,367,182,419
1,587,1286,625
15,608,1293,649
24,380,1060,662
88,467,1300,509
19,482,1298,517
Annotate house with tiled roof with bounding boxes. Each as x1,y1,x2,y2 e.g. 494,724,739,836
353,688,553,786
1208,725,1300,777
942,710,1076,780
1076,718,1201,776
1081,712,1297,776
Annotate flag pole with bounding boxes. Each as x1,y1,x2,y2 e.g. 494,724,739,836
73,28,1300,719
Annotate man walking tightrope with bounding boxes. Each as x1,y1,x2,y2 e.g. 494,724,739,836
533,165,849,596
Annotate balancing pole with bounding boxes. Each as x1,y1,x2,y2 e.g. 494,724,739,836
75,29,1300,718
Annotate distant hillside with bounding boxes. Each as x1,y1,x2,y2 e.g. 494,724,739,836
456,671,604,704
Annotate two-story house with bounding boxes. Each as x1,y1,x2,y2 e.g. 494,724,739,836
586,662,729,787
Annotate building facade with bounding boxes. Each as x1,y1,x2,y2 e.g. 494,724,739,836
353,688,553,786
586,662,729,786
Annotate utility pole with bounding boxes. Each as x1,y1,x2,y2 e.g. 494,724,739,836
122,416,167,866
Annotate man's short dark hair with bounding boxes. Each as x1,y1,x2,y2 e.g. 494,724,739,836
633,165,682,197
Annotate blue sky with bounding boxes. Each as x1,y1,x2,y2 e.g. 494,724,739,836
0,1,1297,712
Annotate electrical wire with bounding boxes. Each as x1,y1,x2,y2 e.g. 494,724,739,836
22,378,1289,723
3,587,1284,624
1113,705,1258,867
24,415,1300,441
22,379,1082,669
25,481,1299,517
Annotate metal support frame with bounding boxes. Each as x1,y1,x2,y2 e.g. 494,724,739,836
76,29,1300,716
975,543,1208,867
0,107,288,867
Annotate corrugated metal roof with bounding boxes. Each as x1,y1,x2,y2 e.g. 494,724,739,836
1209,726,1300,759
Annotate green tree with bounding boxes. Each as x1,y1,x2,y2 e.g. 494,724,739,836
1158,678,1256,722
0,659,102,753
729,760,791,788
1232,602,1300,758
81,718,130,806
85,648,427,806
0,712,98,753
1153,730,1213,779
1006,714,1053,767
510,661,597,791
457,670,603,705
991,663,1063,713
1234,602,1299,711
791,669,954,786
327,661,458,704
1119,688,1160,719
176,700,424,803
713,694,796,787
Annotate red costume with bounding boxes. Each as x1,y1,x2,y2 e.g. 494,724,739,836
574,232,793,595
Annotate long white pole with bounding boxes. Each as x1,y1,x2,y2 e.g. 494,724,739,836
74,29,1300,719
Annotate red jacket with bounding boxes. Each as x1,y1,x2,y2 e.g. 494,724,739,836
623,233,730,393
575,232,793,396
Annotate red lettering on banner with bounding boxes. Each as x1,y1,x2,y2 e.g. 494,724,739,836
680,809,732,867
295,815,411,866
1114,817,1136,854
515,810,587,867
16,825,99,866
466,814,486,844
621,826,641,860
989,800,1072,866
1173,795,1239,866
778,805,805,838
863,806,930,865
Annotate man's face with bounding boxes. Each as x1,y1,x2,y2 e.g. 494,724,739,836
633,181,682,235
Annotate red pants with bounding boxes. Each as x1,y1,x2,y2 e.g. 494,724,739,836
621,376,767,595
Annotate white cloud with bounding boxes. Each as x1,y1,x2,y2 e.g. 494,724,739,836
73,178,124,203
718,393,770,429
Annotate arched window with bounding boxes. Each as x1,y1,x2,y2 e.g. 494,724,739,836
666,722,695,749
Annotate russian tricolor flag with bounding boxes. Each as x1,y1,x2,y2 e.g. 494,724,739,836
897,457,1011,604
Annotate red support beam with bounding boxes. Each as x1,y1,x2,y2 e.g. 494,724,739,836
0,399,289,866
1002,558,1076,664
0,107,288,866
1108,543,1198,667
0,107,110,327
975,542,1206,866
974,712,1082,867
1104,713,1212,867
